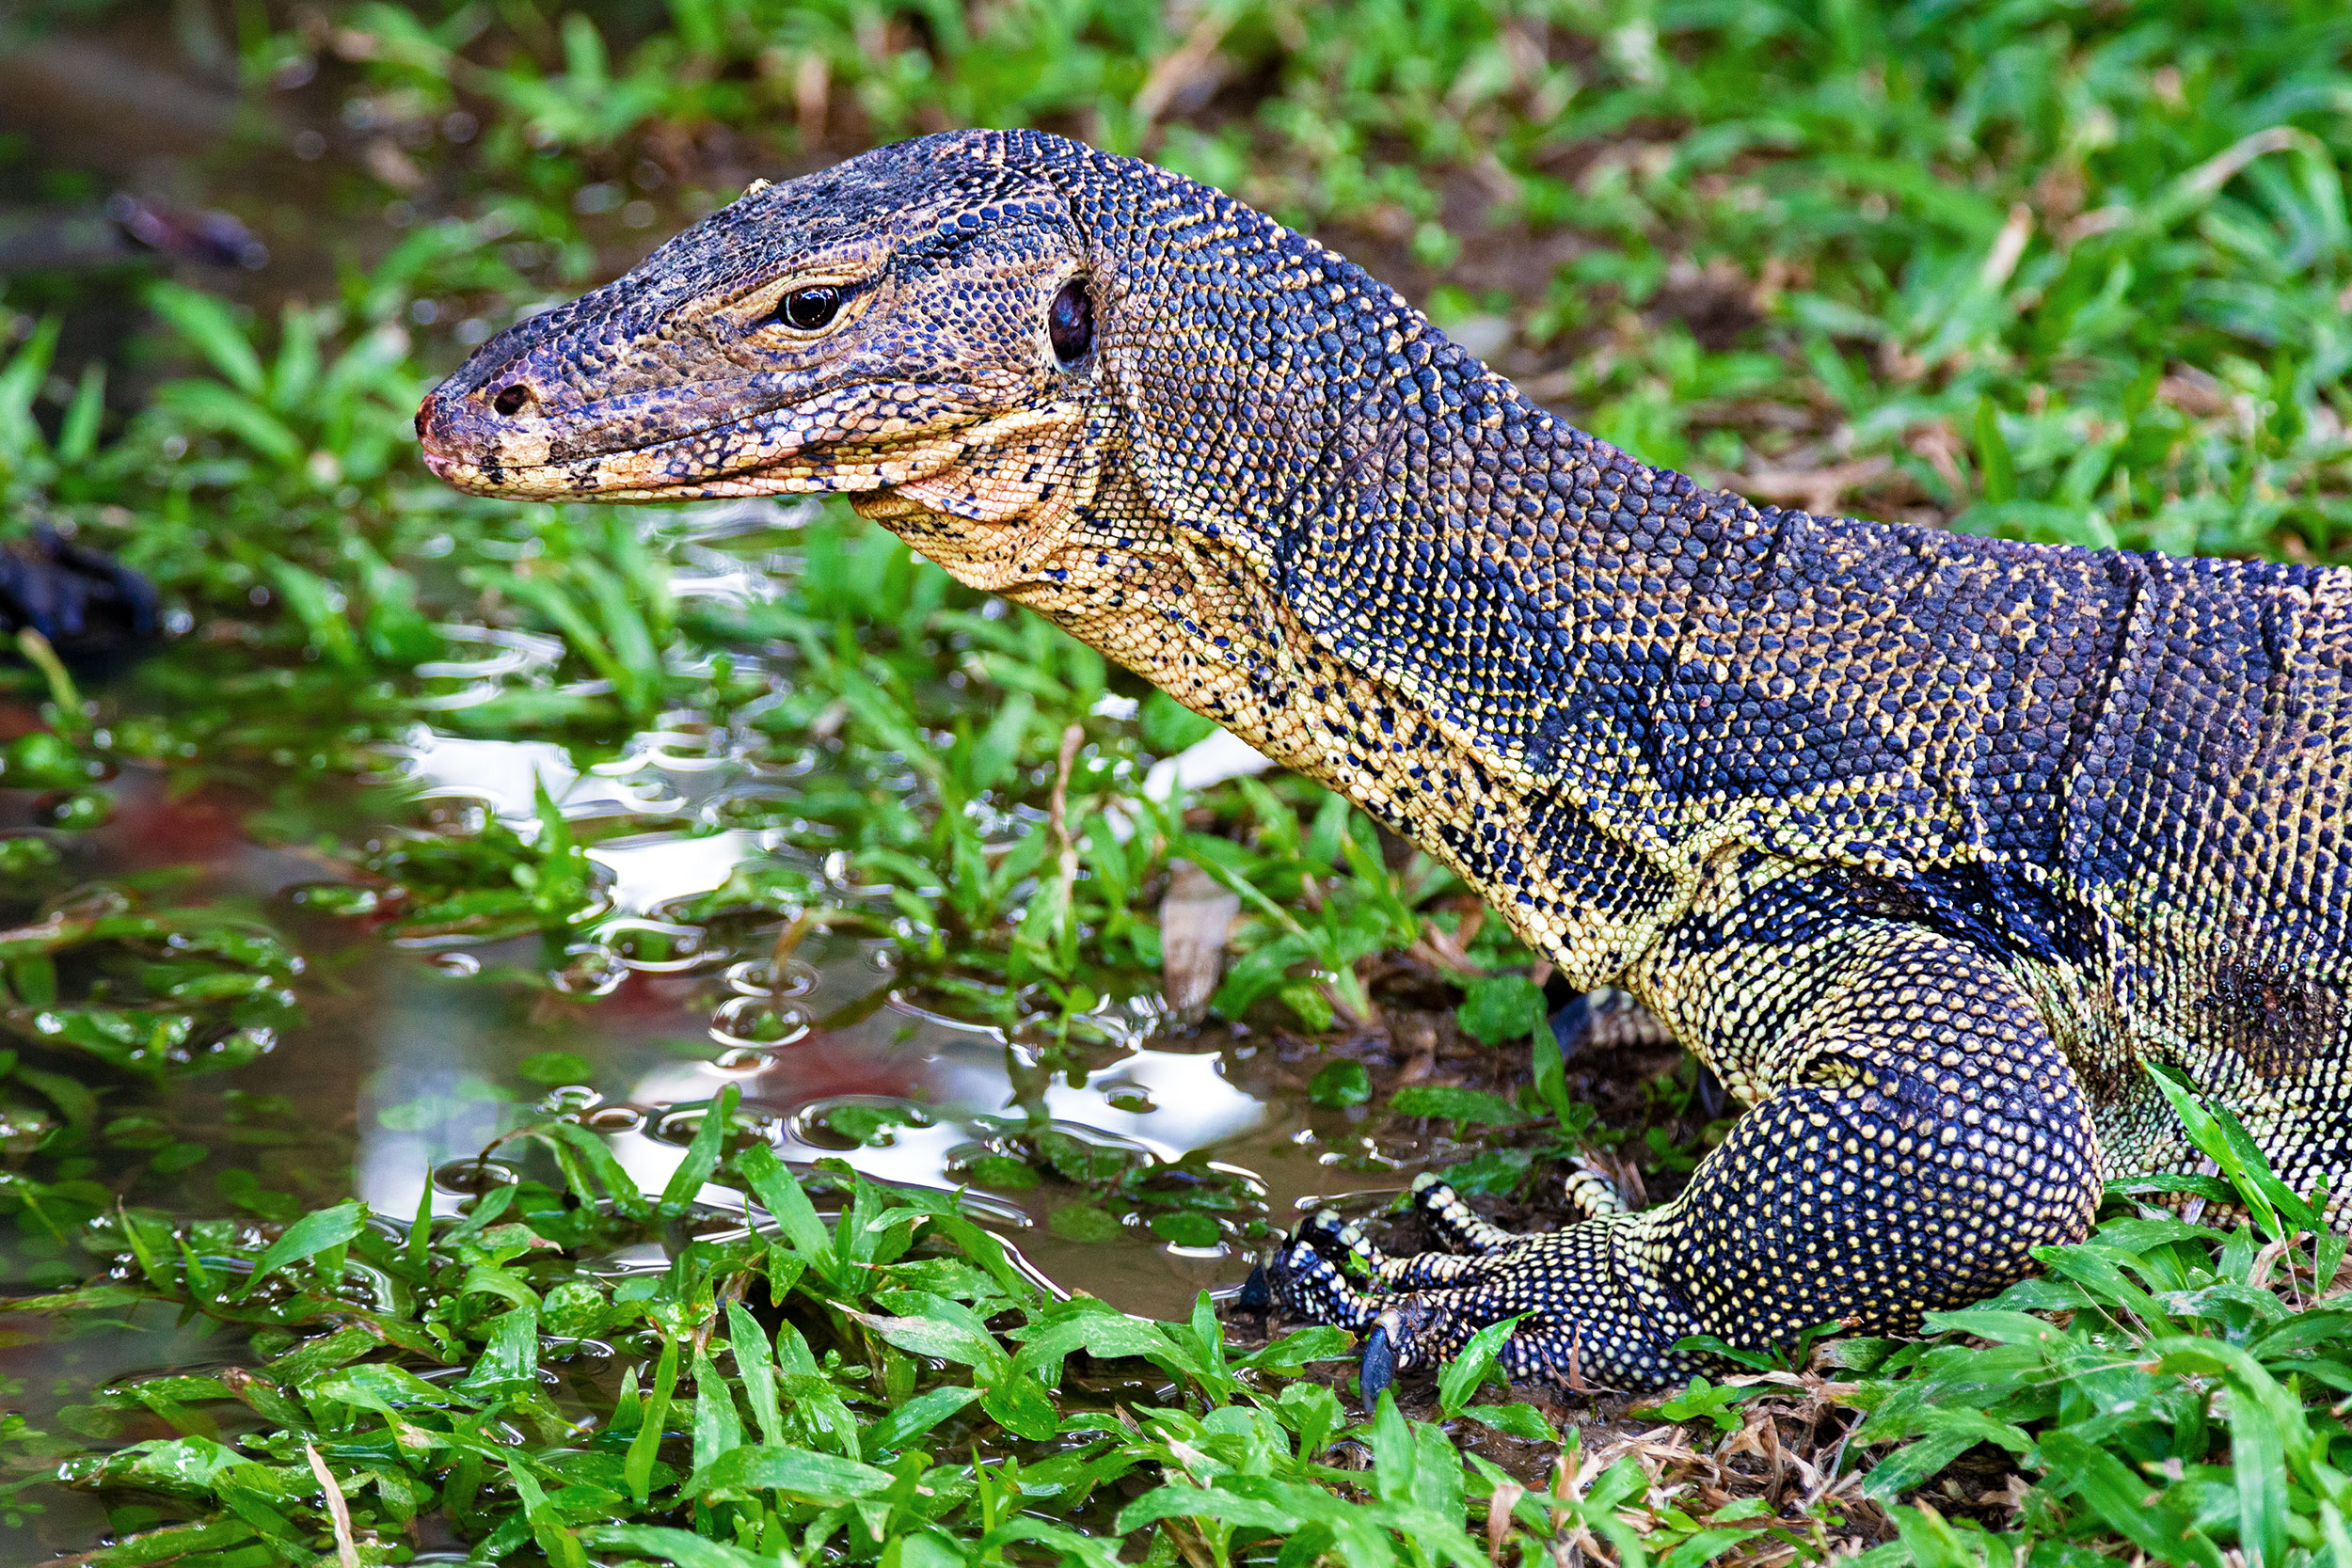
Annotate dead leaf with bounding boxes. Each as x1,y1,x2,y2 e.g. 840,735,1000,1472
1159,861,1239,1023
1739,457,1892,516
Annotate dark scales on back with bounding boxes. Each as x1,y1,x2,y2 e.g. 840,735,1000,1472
414,130,2352,1397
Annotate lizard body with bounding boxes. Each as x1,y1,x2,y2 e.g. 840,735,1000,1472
417,129,2352,1393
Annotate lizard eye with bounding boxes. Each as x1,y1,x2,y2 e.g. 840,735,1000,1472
774,285,843,332
1049,277,1092,367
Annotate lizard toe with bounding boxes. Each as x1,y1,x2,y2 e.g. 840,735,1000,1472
1359,1311,1404,1406
1294,1207,1385,1282
1407,1173,1522,1255
1233,1260,1271,1313
1265,1237,1377,1326
1563,1159,1630,1219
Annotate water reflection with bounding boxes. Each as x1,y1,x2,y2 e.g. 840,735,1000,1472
588,828,771,914
344,934,1305,1313
389,729,680,821
347,702,1312,1312
12,503,1418,1568
355,963,533,1233
411,625,564,711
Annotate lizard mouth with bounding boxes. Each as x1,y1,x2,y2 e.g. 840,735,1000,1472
415,378,992,502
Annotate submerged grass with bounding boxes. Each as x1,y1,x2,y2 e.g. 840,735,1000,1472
0,0,2347,1562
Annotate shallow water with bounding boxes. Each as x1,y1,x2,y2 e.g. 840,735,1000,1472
0,503,1446,1560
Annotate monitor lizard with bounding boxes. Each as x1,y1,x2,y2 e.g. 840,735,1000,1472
415,129,2352,1398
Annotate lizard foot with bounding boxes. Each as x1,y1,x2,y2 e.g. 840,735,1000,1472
1300,1168,1625,1281
1548,985,1675,1055
1561,1159,1629,1218
1266,1231,1634,1402
1261,1233,1469,1404
1262,1168,1696,1399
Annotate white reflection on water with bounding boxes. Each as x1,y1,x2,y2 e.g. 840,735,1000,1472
587,828,772,915
946,1045,1263,1158
344,908,1293,1313
616,1040,1265,1209
388,728,684,822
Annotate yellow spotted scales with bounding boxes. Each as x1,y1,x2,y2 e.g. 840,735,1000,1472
418,130,2352,1394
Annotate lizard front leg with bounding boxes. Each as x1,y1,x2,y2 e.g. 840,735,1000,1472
1264,927,2106,1396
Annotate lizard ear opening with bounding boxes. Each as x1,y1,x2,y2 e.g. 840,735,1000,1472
1049,277,1093,368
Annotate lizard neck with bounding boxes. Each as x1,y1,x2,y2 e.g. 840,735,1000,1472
994,142,1778,980
996,372,1743,988
1065,151,1750,816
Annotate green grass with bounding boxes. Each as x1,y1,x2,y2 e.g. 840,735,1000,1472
0,0,2348,1562
6,1078,2344,1566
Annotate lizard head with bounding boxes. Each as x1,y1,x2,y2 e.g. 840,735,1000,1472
415,131,1113,591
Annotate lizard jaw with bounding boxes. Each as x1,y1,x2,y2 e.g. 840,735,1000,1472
413,377,992,502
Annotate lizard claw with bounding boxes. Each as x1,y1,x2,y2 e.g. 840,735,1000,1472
1359,1314,1401,1406
1234,1260,1270,1312
1263,1206,1690,1393
1547,992,1590,1056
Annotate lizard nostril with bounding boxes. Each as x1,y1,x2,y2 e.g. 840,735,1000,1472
490,383,535,417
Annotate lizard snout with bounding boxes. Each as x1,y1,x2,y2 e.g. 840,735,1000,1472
413,372,557,492
412,389,459,476
411,391,480,484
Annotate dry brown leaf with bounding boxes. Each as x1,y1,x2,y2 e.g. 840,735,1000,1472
1159,860,1239,1023
1739,457,1894,516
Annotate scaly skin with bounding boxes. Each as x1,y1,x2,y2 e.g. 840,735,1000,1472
416,129,2352,1396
